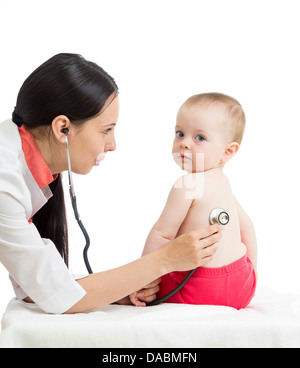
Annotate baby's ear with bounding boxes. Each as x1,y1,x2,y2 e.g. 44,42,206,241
221,142,240,164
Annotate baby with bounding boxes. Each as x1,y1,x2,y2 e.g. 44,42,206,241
131,93,257,309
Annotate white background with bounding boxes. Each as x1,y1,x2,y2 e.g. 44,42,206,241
0,0,300,316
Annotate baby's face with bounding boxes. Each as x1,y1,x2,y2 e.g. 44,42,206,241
172,103,230,172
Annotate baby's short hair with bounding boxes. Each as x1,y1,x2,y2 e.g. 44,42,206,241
185,92,246,144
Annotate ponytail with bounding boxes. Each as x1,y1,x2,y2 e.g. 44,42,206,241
32,174,68,265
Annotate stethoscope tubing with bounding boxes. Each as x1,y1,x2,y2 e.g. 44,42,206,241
71,195,93,274
65,133,93,274
147,268,196,306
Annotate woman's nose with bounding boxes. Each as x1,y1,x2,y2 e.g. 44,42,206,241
106,136,116,152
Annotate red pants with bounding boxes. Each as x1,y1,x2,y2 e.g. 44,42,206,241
158,254,256,310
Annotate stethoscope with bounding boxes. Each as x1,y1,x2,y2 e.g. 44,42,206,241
63,128,229,304
63,128,93,274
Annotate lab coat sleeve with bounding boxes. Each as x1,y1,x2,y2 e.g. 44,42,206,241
0,172,86,314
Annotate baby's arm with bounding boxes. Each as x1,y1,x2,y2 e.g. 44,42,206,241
142,176,194,256
130,176,194,306
234,197,258,272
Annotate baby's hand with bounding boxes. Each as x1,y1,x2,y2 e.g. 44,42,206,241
129,278,161,307
129,291,147,307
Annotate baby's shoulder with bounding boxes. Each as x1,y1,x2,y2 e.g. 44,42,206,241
173,173,205,200
203,168,230,184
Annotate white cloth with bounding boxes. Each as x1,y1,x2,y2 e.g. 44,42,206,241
0,119,86,313
0,286,299,348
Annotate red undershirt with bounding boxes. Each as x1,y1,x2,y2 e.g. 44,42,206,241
18,125,58,222
18,125,58,188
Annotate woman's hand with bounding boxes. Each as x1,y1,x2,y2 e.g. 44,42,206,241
67,225,221,313
129,278,161,307
127,225,221,307
128,224,221,307
161,224,221,273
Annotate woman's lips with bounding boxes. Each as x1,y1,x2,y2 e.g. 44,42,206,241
95,153,106,166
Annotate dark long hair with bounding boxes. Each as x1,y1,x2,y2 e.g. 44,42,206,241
13,53,118,265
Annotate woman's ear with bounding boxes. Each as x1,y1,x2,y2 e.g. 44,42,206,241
51,115,71,143
220,142,240,164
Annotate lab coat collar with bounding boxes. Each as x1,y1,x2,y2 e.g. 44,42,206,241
0,120,53,219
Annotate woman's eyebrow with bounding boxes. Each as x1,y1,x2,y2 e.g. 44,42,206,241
103,123,117,127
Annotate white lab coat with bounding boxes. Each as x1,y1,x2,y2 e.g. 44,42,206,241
0,119,86,313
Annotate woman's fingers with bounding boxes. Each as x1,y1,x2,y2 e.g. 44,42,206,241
164,224,222,272
143,277,161,289
191,224,221,243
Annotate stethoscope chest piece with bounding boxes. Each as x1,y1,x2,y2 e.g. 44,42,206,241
209,208,230,229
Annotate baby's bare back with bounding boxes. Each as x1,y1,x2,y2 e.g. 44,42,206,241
176,169,246,267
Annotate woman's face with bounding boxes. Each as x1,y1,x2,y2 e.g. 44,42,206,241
69,95,119,174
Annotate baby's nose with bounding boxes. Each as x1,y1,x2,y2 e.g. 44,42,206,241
180,140,192,150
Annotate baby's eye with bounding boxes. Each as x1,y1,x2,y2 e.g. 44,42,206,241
176,131,184,138
195,135,205,142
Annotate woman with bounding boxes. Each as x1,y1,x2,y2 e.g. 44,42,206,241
0,53,221,314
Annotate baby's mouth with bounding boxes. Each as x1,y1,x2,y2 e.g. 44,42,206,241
179,152,192,160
